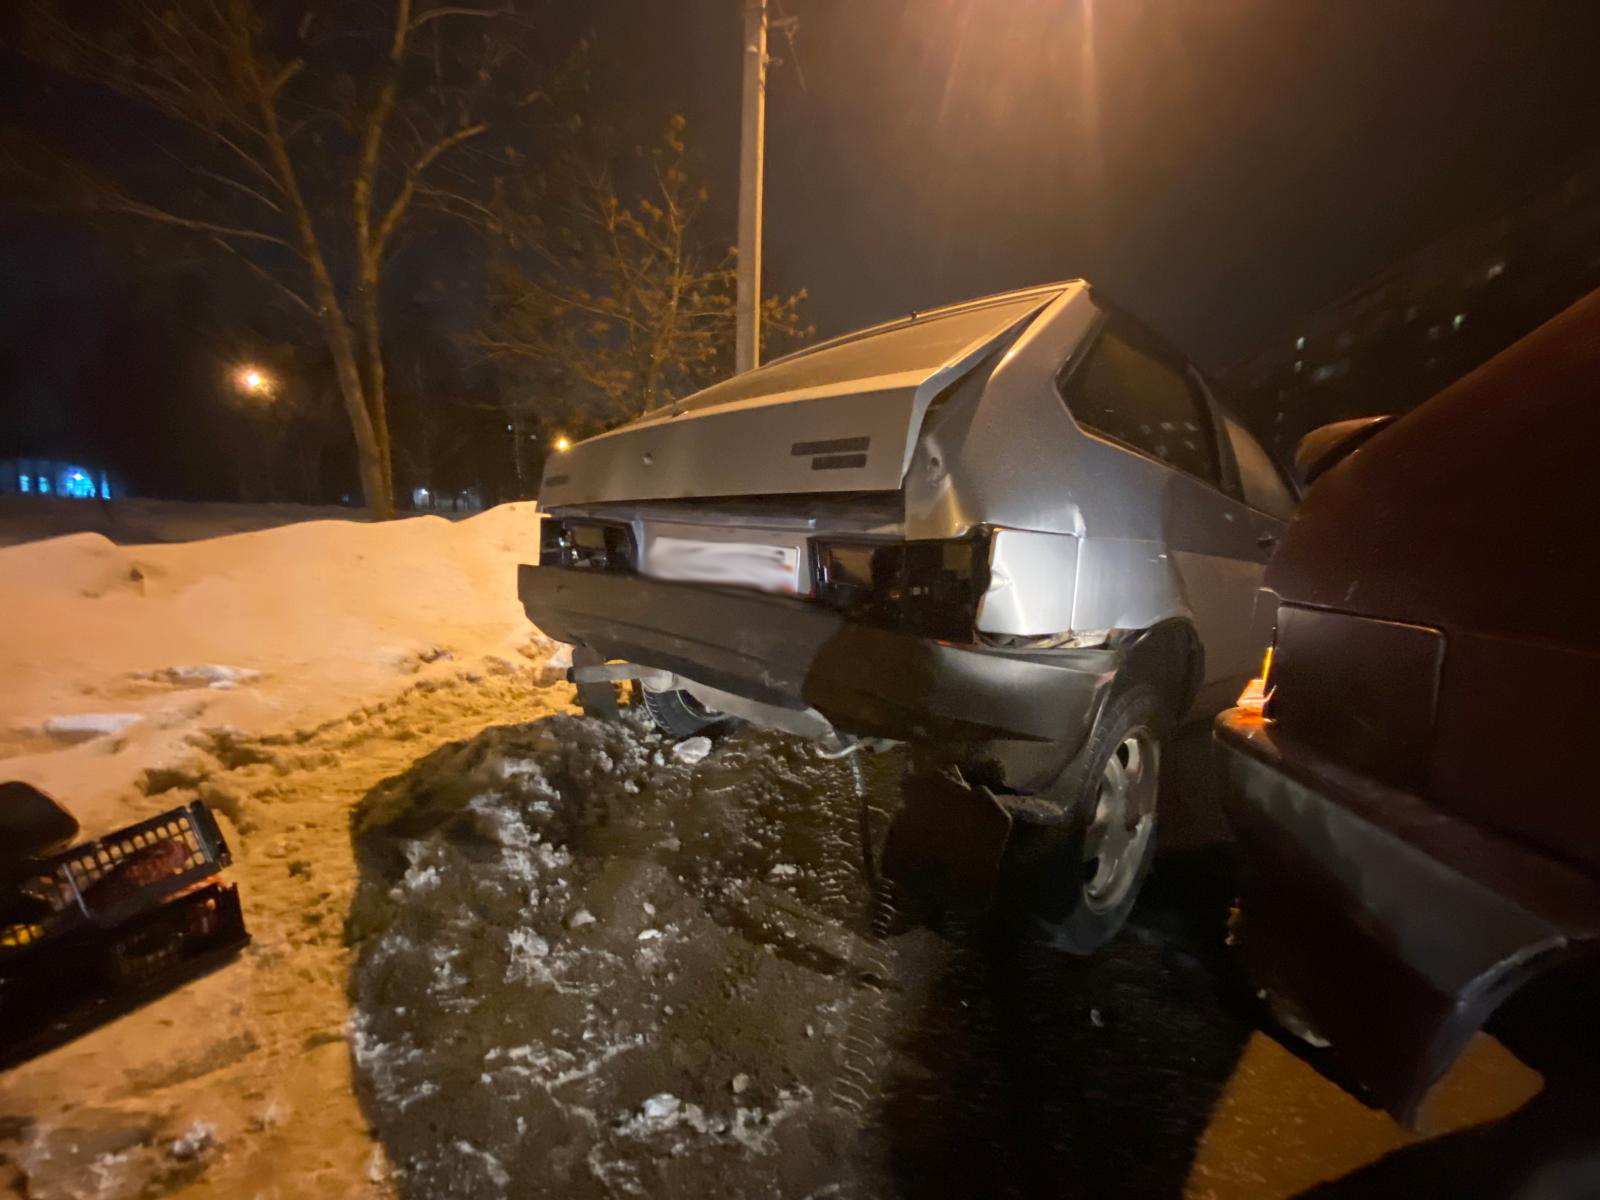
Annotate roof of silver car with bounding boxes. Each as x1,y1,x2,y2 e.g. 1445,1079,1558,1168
758,279,1079,370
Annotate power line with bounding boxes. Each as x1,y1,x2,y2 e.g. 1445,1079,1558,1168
772,0,806,94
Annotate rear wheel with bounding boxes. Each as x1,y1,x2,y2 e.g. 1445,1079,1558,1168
639,687,722,738
1011,683,1165,955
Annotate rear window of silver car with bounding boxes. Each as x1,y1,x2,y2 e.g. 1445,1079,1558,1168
660,293,1052,414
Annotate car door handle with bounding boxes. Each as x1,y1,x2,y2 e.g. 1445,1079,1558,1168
1256,533,1278,549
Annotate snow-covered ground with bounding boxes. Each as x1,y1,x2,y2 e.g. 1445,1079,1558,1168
0,503,578,1199
0,502,557,835
0,502,1543,1200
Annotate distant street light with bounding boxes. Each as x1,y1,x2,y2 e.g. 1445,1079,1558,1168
552,435,572,453
235,365,274,397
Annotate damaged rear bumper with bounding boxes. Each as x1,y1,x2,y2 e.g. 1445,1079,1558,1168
1214,708,1600,1125
519,563,1118,747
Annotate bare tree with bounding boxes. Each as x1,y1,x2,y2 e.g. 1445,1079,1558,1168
481,115,811,436
15,0,531,517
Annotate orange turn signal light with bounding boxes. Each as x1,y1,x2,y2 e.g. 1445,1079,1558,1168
1237,645,1275,714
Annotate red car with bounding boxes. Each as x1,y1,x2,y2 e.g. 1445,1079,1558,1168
1214,286,1600,1124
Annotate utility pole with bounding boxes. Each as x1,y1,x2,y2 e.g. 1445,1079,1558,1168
735,0,767,374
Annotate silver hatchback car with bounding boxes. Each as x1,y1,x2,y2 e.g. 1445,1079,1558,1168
521,280,1293,948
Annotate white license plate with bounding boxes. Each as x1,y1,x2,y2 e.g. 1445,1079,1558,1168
646,536,802,595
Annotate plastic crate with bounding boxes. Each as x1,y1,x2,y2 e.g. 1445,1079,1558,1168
1,800,248,1067
1,801,233,954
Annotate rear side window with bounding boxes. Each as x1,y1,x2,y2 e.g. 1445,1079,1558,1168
1221,411,1296,518
1059,329,1220,484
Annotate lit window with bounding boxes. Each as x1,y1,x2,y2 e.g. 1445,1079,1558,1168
1310,359,1351,385
62,468,96,499
100,473,111,500
19,474,31,493
38,477,51,494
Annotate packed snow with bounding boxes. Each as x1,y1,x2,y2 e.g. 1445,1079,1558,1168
0,501,550,834
0,501,581,1199
40,712,145,742
671,735,713,765
0,494,390,549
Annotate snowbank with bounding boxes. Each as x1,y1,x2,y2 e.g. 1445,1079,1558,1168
0,502,551,831
0,495,389,548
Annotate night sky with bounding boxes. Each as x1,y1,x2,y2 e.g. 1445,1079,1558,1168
4,0,1600,489
580,0,1600,360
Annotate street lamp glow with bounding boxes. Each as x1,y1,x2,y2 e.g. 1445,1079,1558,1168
236,366,272,395
553,435,572,453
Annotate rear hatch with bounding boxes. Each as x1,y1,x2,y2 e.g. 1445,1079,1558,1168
538,286,1066,508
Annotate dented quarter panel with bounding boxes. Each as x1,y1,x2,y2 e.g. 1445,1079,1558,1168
907,284,1275,684
905,284,1098,540
975,529,1080,636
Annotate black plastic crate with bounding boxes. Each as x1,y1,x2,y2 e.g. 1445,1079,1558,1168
1,801,233,954
1,801,248,1067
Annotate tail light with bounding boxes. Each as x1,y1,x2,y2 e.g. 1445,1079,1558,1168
811,532,991,642
540,518,636,572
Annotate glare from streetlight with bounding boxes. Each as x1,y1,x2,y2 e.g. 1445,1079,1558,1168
236,366,272,396
553,435,572,453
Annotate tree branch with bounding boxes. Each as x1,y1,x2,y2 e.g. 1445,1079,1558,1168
354,0,413,270
370,122,488,252
106,195,296,249
411,5,511,31
189,163,283,213
268,59,305,97
414,180,502,231
208,235,317,318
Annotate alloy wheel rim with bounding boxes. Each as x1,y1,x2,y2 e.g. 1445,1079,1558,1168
1081,726,1158,914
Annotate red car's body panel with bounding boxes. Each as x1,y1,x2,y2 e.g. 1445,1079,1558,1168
1217,286,1600,1123
1265,284,1600,872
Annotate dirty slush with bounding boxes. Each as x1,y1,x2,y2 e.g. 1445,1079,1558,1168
349,712,927,1198
345,704,1249,1200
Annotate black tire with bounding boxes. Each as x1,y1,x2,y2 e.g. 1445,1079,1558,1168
639,687,721,738
1009,683,1167,955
